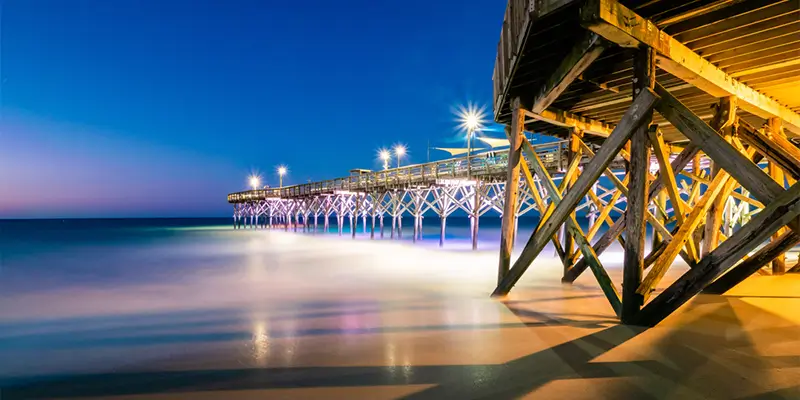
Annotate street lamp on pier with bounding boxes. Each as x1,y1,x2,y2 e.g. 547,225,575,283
277,165,288,188
457,104,487,179
249,175,261,191
394,144,406,169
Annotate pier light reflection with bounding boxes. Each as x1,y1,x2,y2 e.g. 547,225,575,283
251,321,270,364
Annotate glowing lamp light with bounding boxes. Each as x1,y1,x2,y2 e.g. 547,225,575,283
456,103,487,134
277,165,288,188
379,149,391,161
249,175,261,190
393,144,407,169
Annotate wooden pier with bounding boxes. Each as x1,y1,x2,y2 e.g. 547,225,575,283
491,0,800,326
229,0,800,326
228,140,632,249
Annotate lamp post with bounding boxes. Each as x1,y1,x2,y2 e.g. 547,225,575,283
277,166,287,188
394,144,406,169
457,105,486,179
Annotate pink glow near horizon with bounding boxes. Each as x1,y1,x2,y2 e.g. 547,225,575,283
0,112,244,218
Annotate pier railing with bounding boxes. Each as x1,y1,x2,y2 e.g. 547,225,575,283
228,140,570,203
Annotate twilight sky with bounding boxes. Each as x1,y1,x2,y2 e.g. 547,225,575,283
0,0,503,218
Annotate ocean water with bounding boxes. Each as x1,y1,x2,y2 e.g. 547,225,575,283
0,215,614,298
0,216,621,394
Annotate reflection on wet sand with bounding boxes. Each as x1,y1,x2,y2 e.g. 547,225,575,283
1,230,799,399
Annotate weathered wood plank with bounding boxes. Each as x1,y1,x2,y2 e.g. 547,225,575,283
493,88,659,296
737,117,800,180
498,99,525,285
525,107,615,137
531,31,606,114
579,0,800,135
635,180,800,326
703,231,800,294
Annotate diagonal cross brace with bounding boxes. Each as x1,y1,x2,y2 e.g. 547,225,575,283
522,137,622,315
493,88,659,296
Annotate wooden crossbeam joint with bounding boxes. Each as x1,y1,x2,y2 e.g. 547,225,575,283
493,88,660,296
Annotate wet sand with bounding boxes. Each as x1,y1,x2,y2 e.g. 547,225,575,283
1,230,799,399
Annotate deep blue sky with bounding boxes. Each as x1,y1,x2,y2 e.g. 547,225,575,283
1,0,504,218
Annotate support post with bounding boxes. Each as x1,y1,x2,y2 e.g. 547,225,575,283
397,212,403,238
621,46,654,323
702,97,735,256
440,216,447,247
472,182,482,250
563,129,581,274
498,100,524,284
352,195,360,239
769,117,787,275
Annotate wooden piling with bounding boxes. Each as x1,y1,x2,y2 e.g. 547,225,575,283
498,102,524,283
620,47,654,323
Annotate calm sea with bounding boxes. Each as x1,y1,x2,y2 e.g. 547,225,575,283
0,216,615,296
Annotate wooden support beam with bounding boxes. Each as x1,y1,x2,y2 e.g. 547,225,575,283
737,117,800,180
586,180,624,241
652,191,667,250
621,47,653,323
703,97,736,257
768,118,788,275
531,31,606,114
579,0,800,135
563,130,583,274
520,157,568,264
494,88,659,296
654,83,784,204
634,180,800,326
704,231,800,295
637,150,753,300
498,99,525,285
525,107,615,137
649,126,698,262
522,137,621,314
679,171,764,209
563,143,700,283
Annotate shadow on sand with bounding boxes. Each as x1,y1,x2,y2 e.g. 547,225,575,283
2,294,799,399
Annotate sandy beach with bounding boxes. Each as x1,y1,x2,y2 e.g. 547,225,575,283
1,223,799,399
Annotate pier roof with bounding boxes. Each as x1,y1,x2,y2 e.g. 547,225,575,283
493,0,800,142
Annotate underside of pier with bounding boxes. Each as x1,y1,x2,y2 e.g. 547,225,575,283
493,0,800,325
